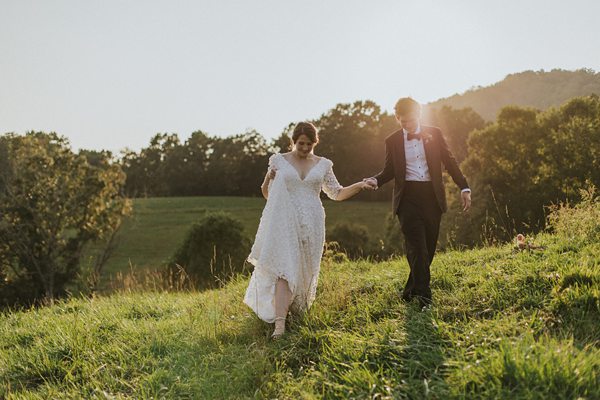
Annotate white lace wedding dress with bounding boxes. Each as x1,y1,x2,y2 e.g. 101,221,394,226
244,153,343,322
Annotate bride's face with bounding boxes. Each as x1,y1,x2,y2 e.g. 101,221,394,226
294,134,316,157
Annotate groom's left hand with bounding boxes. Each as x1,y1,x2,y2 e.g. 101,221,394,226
461,191,472,212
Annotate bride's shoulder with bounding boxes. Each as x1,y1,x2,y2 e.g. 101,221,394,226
269,152,283,165
315,155,333,167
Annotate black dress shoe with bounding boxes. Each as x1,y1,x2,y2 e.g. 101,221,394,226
401,292,413,302
414,295,432,308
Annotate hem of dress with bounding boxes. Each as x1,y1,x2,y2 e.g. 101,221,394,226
246,256,296,293
245,256,314,322
243,298,276,324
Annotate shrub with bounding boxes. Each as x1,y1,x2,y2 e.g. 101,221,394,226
328,222,371,259
322,241,349,263
170,212,251,289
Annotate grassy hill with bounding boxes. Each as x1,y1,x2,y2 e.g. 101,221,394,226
2,228,598,398
428,69,600,120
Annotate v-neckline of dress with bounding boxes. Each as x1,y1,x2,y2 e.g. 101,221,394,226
281,154,323,181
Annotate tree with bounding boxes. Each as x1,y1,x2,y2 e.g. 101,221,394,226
423,105,486,163
79,149,115,168
464,106,546,238
311,100,398,201
203,130,270,196
316,100,384,183
538,95,600,199
271,123,295,153
0,132,130,306
457,95,600,243
120,133,181,197
181,130,212,195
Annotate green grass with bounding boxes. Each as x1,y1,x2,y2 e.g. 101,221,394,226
84,196,392,281
2,232,598,399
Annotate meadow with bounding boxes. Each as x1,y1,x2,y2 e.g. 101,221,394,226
2,229,599,398
85,196,393,283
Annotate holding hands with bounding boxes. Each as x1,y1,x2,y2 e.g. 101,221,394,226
362,177,378,190
358,180,377,191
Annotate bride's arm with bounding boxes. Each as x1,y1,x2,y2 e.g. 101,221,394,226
322,165,373,201
335,181,373,201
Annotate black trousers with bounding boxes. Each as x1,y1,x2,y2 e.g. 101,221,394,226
397,181,442,302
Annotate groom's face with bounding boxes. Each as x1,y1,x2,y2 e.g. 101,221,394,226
397,112,420,134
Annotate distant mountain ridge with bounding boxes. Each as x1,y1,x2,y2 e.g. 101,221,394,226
428,68,600,120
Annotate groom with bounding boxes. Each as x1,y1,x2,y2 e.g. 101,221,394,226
365,97,471,307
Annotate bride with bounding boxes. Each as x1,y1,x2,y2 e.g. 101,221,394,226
244,122,375,338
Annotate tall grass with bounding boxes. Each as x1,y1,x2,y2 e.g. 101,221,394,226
548,184,600,245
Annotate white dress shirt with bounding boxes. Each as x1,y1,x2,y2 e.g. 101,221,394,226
403,125,430,182
403,125,471,193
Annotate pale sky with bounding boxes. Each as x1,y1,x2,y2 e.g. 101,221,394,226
1,0,599,153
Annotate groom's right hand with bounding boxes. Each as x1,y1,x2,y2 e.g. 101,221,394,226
362,177,378,190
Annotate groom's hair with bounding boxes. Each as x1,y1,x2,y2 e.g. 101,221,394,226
292,122,319,144
394,97,421,117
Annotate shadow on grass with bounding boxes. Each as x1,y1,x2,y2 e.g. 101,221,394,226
399,303,450,399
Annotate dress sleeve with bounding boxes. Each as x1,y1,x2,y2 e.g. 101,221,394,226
268,153,278,169
322,162,343,200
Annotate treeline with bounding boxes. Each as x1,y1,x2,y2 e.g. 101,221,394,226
118,101,485,200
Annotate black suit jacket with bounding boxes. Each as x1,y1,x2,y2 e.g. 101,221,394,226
374,125,468,213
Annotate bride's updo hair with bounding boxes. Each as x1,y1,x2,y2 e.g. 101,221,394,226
291,122,319,144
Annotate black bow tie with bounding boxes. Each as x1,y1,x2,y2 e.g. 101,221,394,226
407,132,422,141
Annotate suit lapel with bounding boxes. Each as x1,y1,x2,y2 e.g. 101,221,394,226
395,131,406,176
